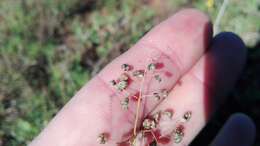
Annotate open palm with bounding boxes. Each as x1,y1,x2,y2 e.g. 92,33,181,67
29,9,255,146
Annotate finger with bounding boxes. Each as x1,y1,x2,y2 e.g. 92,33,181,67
150,32,247,146
30,9,212,146
97,8,212,141
210,113,256,146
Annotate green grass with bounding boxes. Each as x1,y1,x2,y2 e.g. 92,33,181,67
0,0,259,145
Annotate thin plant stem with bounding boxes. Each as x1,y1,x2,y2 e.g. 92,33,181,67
133,59,149,136
214,0,229,35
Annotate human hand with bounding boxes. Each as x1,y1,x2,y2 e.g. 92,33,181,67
29,9,255,146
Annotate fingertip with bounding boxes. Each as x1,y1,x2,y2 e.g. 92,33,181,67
231,113,256,138
212,32,247,69
211,113,256,146
168,8,213,50
169,8,212,26
192,32,247,99
141,8,213,71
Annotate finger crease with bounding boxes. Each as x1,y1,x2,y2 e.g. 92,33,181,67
140,41,184,74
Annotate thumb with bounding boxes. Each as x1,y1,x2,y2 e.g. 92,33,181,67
210,113,256,146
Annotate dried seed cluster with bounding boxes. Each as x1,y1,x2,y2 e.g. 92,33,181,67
99,62,193,145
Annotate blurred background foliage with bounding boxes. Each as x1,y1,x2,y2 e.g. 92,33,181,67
0,0,259,145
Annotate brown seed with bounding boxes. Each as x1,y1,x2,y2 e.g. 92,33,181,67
173,125,184,143
142,118,156,130
160,89,169,98
154,75,162,82
110,80,117,86
148,63,156,71
97,133,108,144
120,97,129,110
162,110,173,119
133,70,145,78
173,132,184,143
175,125,184,134
121,64,131,71
116,80,128,91
183,111,192,122
153,111,161,123
153,92,161,101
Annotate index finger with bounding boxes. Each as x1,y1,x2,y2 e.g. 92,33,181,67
97,8,212,142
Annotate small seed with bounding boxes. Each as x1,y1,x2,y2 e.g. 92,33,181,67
173,132,183,143
148,63,156,71
121,97,129,110
153,92,161,101
162,110,173,119
97,133,108,144
154,75,162,82
121,64,131,71
133,70,145,78
153,111,161,123
110,80,117,86
175,125,184,134
116,80,128,91
142,118,156,130
173,125,184,143
161,89,169,98
183,111,192,122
